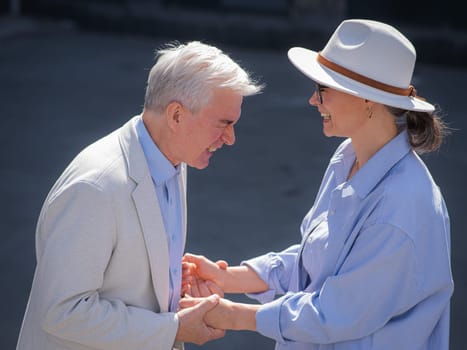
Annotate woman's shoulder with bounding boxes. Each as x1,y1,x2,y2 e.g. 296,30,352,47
378,152,446,220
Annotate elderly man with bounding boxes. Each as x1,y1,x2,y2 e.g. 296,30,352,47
17,41,262,350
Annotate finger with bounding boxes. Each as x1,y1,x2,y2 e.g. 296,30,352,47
182,261,197,271
182,262,196,279
195,294,220,313
181,282,191,297
206,280,224,298
181,268,194,286
182,253,201,264
179,294,219,313
181,261,193,272
208,327,226,340
181,277,193,287
197,280,213,297
179,297,201,309
181,279,192,294
181,264,195,296
215,260,228,270
190,277,204,298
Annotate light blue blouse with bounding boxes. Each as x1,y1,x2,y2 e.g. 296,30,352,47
244,131,453,350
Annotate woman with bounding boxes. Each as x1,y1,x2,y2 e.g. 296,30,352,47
181,19,453,350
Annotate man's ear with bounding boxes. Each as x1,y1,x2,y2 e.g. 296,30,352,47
165,101,183,131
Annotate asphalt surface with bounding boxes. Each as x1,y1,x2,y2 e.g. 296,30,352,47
1,15,466,350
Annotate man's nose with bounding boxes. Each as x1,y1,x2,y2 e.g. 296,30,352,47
222,124,236,146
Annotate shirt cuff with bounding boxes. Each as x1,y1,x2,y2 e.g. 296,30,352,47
255,297,286,344
241,255,281,303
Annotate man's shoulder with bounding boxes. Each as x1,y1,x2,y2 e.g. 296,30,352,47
53,123,134,193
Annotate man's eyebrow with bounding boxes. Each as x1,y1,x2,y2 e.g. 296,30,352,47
220,119,235,125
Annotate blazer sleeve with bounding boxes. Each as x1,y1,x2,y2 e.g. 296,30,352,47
34,180,179,350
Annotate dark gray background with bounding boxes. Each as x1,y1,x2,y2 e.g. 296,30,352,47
1,11,466,350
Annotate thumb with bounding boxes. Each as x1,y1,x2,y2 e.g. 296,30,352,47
215,260,228,270
182,253,199,263
194,294,220,314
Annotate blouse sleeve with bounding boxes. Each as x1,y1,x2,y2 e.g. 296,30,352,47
241,244,301,303
256,223,423,344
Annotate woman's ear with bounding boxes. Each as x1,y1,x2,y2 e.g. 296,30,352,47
364,99,376,106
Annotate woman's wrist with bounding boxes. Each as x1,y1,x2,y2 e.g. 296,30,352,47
215,265,227,290
222,266,268,294
231,302,259,331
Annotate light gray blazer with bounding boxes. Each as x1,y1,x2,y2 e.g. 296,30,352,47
17,116,187,350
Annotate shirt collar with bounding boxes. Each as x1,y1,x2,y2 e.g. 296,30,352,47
335,130,412,198
135,116,180,186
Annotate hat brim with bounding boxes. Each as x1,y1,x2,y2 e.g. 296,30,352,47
288,47,435,112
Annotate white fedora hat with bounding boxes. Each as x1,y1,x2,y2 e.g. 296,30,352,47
288,19,435,112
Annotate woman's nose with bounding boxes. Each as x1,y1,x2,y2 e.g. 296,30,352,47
309,91,320,106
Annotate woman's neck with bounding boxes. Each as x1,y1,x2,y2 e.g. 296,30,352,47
350,107,398,176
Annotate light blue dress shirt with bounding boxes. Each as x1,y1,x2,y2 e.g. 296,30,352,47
136,116,183,312
244,131,453,350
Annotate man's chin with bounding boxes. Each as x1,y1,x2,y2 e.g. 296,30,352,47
189,161,210,170
188,153,213,170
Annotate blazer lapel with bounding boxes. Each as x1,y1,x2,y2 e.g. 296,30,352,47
119,116,170,312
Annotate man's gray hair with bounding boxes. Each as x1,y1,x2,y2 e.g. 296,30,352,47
144,41,263,113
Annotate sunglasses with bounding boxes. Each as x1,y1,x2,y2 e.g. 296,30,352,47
315,83,328,104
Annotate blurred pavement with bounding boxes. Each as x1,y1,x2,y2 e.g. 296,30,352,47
1,15,466,350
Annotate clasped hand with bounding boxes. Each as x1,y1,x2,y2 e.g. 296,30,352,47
178,254,234,332
182,253,228,298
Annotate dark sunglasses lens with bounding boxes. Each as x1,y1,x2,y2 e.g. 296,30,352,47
315,84,323,104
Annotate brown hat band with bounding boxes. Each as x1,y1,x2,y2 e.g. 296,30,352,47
317,52,417,97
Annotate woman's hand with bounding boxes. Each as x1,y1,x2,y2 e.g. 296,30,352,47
182,253,228,297
179,295,259,331
182,252,269,295
183,274,225,298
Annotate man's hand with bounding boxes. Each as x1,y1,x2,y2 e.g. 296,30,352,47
179,295,234,330
175,294,225,345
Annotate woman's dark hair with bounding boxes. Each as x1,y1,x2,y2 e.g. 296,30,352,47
387,106,449,154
